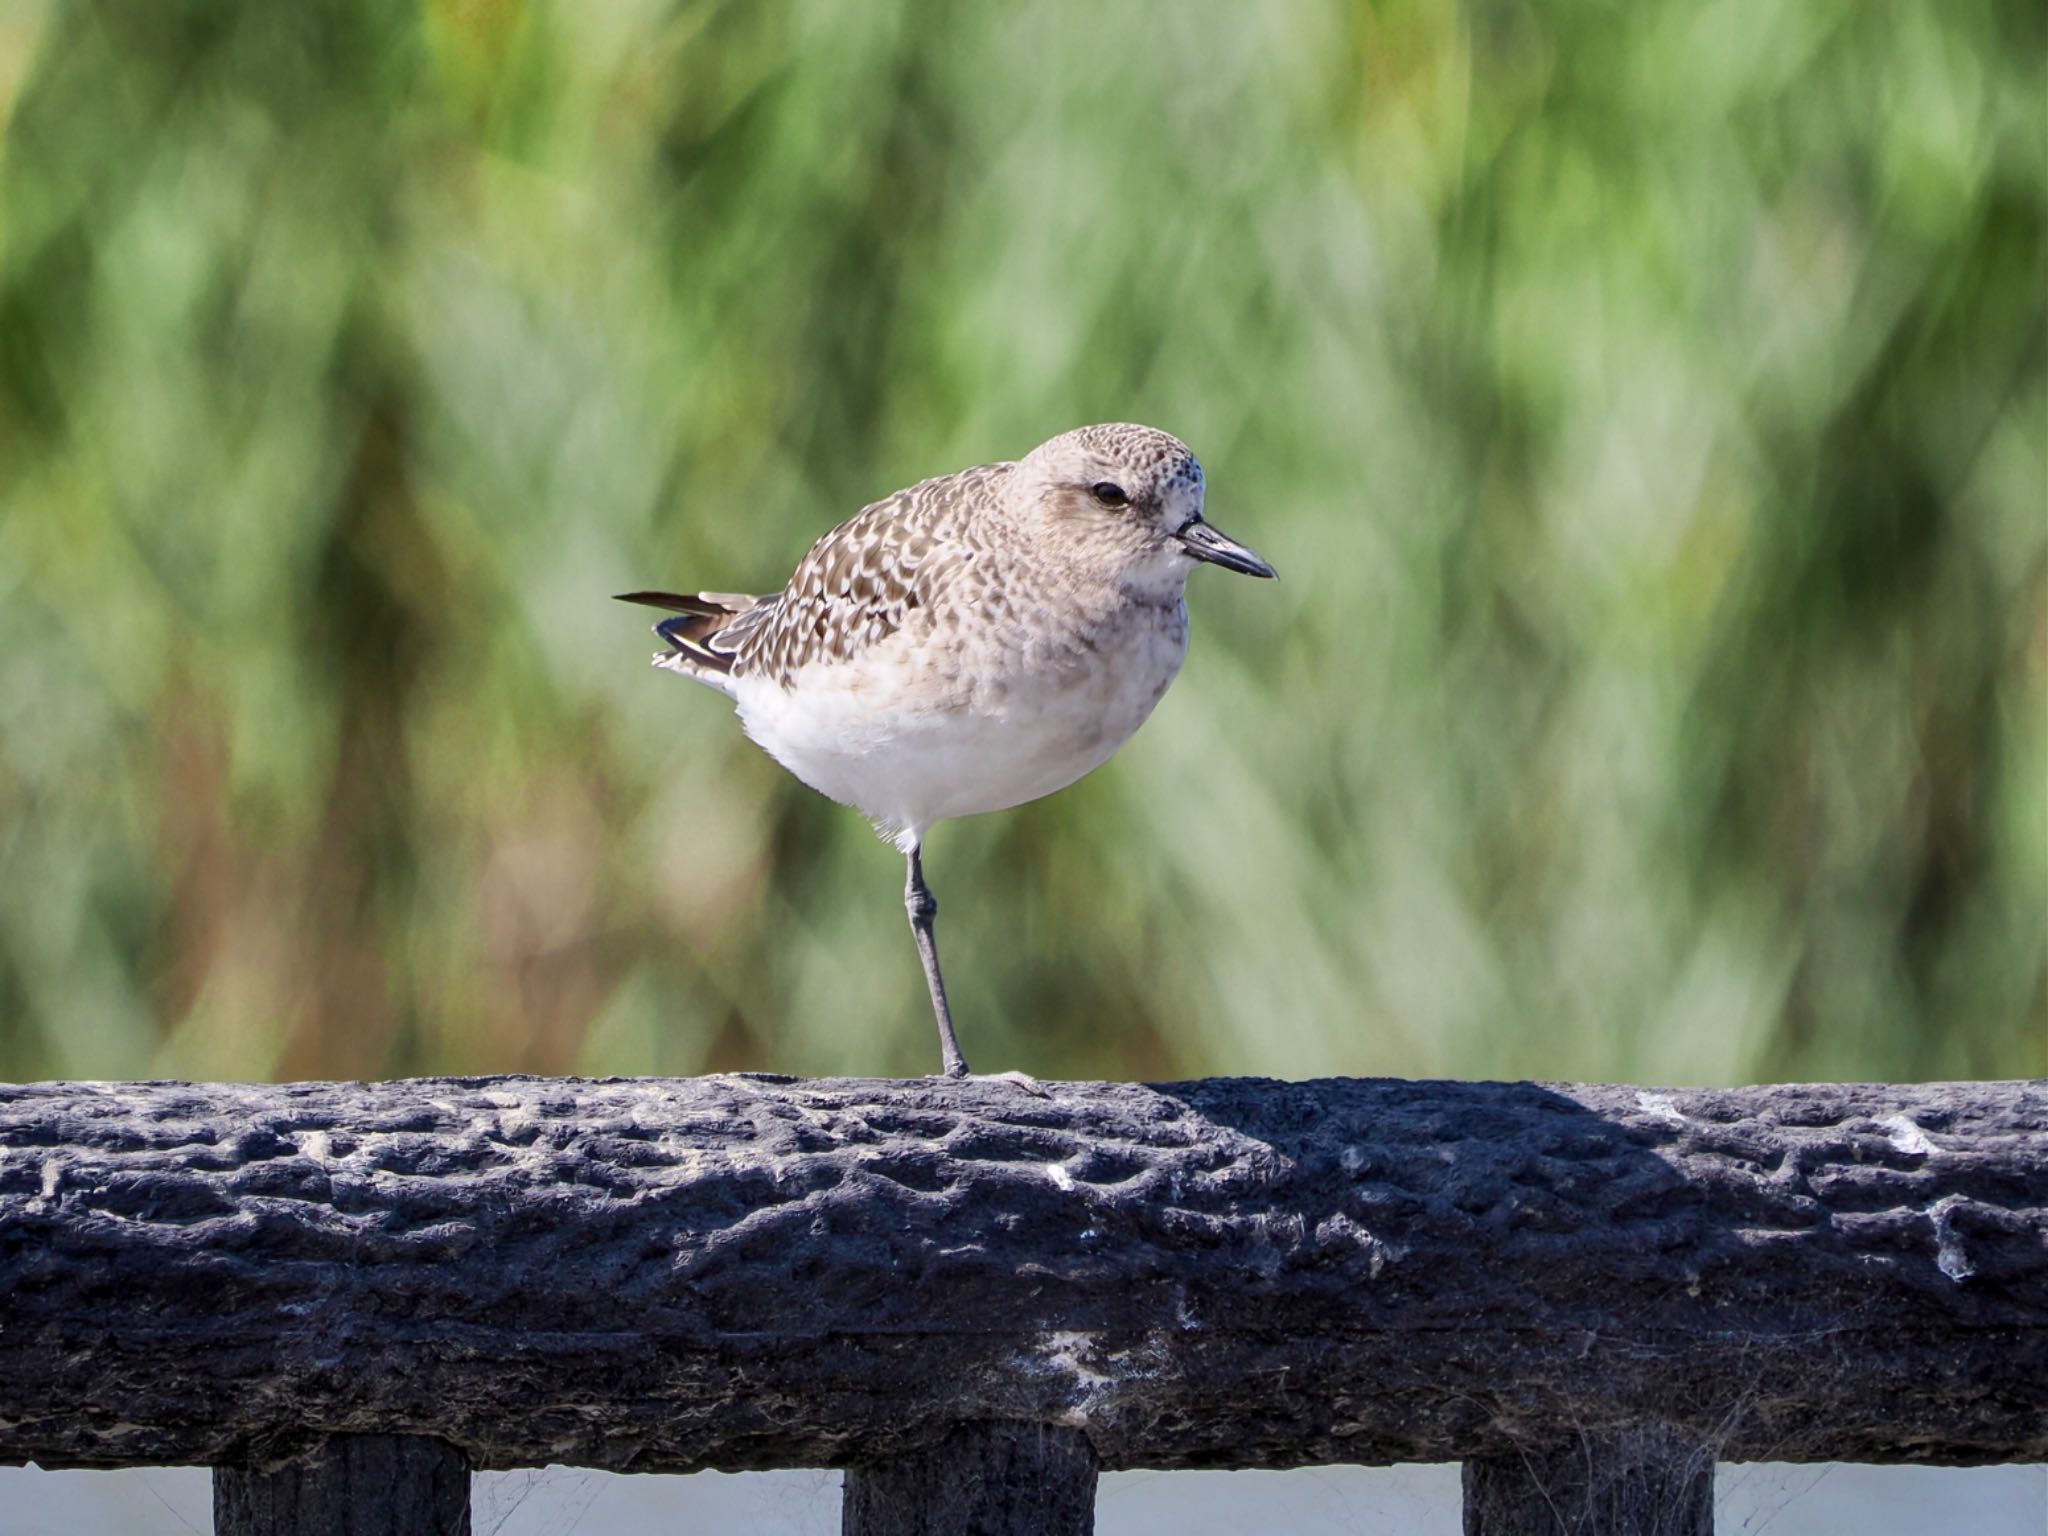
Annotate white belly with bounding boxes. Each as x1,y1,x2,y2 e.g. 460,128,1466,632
731,603,1188,845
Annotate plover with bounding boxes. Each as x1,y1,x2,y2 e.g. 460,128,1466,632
619,423,1274,1077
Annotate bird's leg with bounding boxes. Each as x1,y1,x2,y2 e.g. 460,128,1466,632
904,844,969,1079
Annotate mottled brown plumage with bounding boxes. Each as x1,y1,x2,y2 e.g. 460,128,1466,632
618,424,1274,1077
741,461,1006,685
617,463,1006,684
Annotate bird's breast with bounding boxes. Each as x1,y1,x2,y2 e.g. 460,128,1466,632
1031,596,1189,742
732,590,1189,832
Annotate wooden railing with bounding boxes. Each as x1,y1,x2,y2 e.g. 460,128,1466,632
2,1075,2043,1534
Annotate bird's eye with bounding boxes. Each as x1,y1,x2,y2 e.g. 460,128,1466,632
1091,482,1129,506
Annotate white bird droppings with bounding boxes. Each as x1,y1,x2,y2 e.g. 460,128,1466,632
1635,1092,1688,1129
1882,1113,1937,1156
1021,1330,1116,1425
1039,1331,1109,1384
1929,1195,1975,1283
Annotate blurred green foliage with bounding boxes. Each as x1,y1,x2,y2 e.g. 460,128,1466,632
0,1,2041,1087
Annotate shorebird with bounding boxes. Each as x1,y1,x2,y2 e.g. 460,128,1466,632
619,423,1274,1078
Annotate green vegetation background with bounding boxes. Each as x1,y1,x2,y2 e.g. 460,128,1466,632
1,2,2041,1086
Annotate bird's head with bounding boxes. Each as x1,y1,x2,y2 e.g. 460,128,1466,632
1014,423,1276,592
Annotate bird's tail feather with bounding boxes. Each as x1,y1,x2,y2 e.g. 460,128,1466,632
614,589,767,686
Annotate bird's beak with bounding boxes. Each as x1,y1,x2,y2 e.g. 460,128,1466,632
1177,518,1277,579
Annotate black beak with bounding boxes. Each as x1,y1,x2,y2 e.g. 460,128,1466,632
1177,518,1277,579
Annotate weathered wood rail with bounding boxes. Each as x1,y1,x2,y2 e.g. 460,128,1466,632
2,1075,2043,1534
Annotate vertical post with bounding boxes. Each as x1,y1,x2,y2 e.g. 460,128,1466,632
1462,1426,1713,1536
215,1433,471,1536
843,1420,1098,1536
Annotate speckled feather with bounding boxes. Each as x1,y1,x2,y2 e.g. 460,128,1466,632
633,426,1205,691
622,423,1257,847
721,461,1009,686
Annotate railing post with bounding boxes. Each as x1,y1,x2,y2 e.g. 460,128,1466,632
843,1420,1098,1535
1462,1425,1713,1535
214,1433,472,1536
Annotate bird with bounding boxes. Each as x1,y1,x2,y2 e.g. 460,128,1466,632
618,423,1274,1079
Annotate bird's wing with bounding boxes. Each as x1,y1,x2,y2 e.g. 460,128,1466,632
732,462,1010,685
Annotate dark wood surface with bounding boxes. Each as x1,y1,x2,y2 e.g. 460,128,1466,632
1462,1427,1713,1535
213,1433,470,1536
2,1074,2042,1474
843,1421,1098,1535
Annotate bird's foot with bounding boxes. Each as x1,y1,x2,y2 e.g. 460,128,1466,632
982,1069,1050,1098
